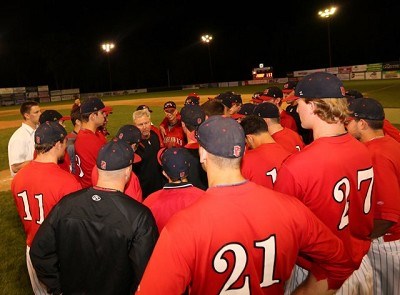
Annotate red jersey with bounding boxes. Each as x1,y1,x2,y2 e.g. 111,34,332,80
151,125,164,148
91,166,143,203
241,143,292,189
74,129,107,188
274,133,374,269
137,181,354,294
280,110,297,132
11,161,82,246
365,135,400,242
143,183,204,232
160,120,185,148
271,127,305,153
383,119,400,143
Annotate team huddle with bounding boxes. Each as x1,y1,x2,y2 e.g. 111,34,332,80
8,72,400,294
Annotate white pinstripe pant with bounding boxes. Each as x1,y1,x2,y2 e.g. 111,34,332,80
284,255,373,294
26,246,48,295
368,237,400,295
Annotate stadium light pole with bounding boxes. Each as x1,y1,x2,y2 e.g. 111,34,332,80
201,34,213,82
318,7,337,68
101,42,115,91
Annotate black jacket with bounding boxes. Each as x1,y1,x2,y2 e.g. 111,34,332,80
30,187,159,295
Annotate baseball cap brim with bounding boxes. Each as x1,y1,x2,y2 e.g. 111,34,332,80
60,116,71,121
282,89,294,94
133,153,142,164
282,95,299,102
103,106,113,114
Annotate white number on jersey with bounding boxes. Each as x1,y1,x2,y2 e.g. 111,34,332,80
75,155,84,178
333,167,374,230
17,191,44,224
213,235,280,294
265,168,277,184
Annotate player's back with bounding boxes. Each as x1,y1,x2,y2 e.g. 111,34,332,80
275,133,374,267
74,129,106,188
241,143,292,188
138,181,353,294
271,127,305,153
11,161,81,246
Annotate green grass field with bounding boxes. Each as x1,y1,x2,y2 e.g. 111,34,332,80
0,79,399,294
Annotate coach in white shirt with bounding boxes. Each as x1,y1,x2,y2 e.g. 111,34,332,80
8,101,41,176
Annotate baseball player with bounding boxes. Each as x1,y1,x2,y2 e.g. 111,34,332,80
235,102,257,123
346,97,400,295
179,104,208,190
91,124,143,202
30,139,158,295
38,109,71,173
345,89,400,143
215,91,243,119
282,81,314,144
143,147,205,232
184,93,200,105
274,72,375,294
74,97,108,188
8,101,41,176
136,104,164,144
260,86,298,132
136,116,354,295
65,104,82,175
158,101,186,148
132,108,166,198
254,102,305,153
200,99,225,118
240,115,292,188
11,121,81,294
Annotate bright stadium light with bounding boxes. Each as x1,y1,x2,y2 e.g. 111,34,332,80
318,7,337,67
201,34,214,81
101,42,115,91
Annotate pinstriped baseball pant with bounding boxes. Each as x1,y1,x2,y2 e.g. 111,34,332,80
284,255,373,294
368,237,400,295
26,246,48,295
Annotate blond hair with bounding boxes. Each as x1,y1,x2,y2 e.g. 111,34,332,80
132,109,151,124
305,98,350,124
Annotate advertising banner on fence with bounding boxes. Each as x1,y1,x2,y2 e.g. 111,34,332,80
337,73,350,80
0,88,14,94
383,71,400,79
61,88,80,95
338,66,352,74
367,63,382,72
294,68,326,77
326,67,339,74
38,85,49,92
365,71,382,79
350,72,365,80
13,87,26,94
351,65,367,72
382,61,400,71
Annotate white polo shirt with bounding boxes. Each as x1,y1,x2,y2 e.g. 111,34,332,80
8,123,36,176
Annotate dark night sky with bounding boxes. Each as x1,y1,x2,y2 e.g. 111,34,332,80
0,0,399,92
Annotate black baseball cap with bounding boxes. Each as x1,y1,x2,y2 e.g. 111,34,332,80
158,147,191,180
263,86,283,99
348,98,385,121
251,92,264,104
185,96,200,105
196,116,245,158
345,89,364,99
254,102,280,119
238,103,256,116
97,139,134,171
295,72,346,99
35,121,67,145
180,104,205,127
80,97,106,114
164,101,177,110
217,92,242,108
116,125,141,145
136,105,153,112
282,81,297,94
39,110,70,124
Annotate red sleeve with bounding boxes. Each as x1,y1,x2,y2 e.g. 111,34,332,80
124,172,143,203
383,120,400,143
151,126,165,148
159,117,169,130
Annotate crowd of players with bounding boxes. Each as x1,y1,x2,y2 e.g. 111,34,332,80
7,72,400,294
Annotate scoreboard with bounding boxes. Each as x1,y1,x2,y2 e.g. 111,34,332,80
252,64,273,80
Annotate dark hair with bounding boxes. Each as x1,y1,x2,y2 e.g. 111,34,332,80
20,101,39,118
240,115,268,135
364,119,384,130
201,100,225,117
70,106,81,126
80,112,91,122
35,138,65,154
